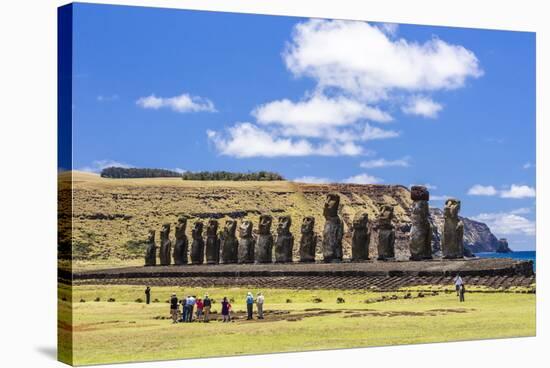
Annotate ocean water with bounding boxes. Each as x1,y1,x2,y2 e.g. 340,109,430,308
475,251,536,272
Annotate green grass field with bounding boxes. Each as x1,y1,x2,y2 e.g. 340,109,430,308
58,284,536,366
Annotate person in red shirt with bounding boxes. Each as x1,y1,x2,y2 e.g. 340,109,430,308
195,298,204,321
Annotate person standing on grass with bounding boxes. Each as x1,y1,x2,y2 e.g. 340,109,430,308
221,297,231,322
459,284,466,302
170,293,178,324
182,295,190,322
454,274,464,296
203,294,212,322
196,298,204,321
145,286,151,305
186,295,196,322
256,292,264,319
246,292,254,320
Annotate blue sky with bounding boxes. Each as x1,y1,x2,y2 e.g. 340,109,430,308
70,3,536,250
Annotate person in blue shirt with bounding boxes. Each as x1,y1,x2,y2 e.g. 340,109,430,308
246,292,254,320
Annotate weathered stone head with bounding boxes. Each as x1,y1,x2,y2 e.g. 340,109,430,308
378,205,394,224
444,198,461,218
277,215,292,235
258,214,273,235
239,219,253,238
160,223,170,238
352,212,369,230
323,193,340,218
301,216,315,234
147,229,155,243
175,216,187,236
192,221,204,239
177,215,188,227
206,219,219,237
224,219,237,237
411,185,430,201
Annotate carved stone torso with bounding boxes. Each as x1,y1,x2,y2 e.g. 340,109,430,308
159,224,172,265
173,217,188,265
409,198,433,260
144,230,157,266
274,215,294,263
376,205,395,260
322,194,344,262
255,214,274,263
205,219,220,264
299,216,317,262
351,212,370,261
220,219,239,264
190,221,205,265
442,198,464,259
238,220,255,263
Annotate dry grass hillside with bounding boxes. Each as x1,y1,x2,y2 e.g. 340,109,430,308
59,171,414,265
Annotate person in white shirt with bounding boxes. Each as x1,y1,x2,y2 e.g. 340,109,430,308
454,274,464,296
256,292,265,319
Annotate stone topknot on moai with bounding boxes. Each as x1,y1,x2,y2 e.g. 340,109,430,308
255,214,274,263
190,221,205,265
274,215,294,263
442,198,464,259
220,219,239,264
322,193,344,263
173,215,189,265
351,212,370,261
144,229,157,266
159,223,172,265
205,219,221,264
238,219,255,263
409,186,433,260
376,205,395,260
299,216,317,262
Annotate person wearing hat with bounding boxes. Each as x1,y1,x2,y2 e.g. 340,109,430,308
203,294,212,322
246,292,254,320
256,292,265,319
170,293,179,323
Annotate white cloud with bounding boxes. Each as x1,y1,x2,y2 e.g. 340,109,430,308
207,123,363,158
472,211,535,236
97,94,119,102
360,156,410,169
361,123,400,141
431,195,451,201
293,176,332,184
343,173,383,184
136,92,216,113
283,19,482,102
467,184,498,196
523,162,534,169
500,185,536,199
401,96,443,118
79,160,132,173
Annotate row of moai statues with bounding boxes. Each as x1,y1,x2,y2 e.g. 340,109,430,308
144,189,464,266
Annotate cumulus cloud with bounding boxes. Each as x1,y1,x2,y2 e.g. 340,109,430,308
401,96,443,118
361,123,400,141
136,92,216,113
343,173,383,184
293,176,332,184
500,185,536,199
472,211,535,236
360,157,410,169
467,184,498,196
79,160,132,173
206,123,363,158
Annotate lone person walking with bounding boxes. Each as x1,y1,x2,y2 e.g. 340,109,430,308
145,286,151,305
459,284,466,302
454,274,464,296
170,293,178,324
256,292,264,319
246,292,254,320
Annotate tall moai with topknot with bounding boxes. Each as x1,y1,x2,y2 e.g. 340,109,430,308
299,216,317,262
322,193,344,263
376,205,395,260
144,229,157,266
351,212,370,261
173,216,189,265
159,223,172,265
238,220,255,263
255,214,274,263
190,221,205,265
274,215,294,263
442,198,464,259
220,219,239,264
409,186,433,260
205,219,221,264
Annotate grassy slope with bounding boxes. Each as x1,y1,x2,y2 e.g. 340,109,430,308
59,285,535,365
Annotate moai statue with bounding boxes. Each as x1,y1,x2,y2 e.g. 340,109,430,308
173,216,189,265
274,215,294,263
144,229,157,266
299,216,317,263
190,221,205,265
159,224,172,265
322,193,344,263
220,219,239,264
351,212,370,261
442,198,464,259
376,205,395,260
409,186,433,260
238,219,255,263
205,219,221,264
255,214,274,263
